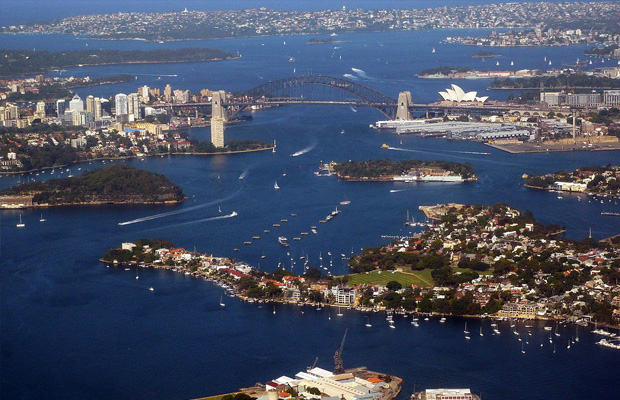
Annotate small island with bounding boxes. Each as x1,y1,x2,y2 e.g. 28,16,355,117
0,48,237,77
524,165,620,198
329,159,477,182
307,38,344,44
0,165,185,208
472,51,502,58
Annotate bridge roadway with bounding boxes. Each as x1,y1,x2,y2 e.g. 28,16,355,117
152,100,566,116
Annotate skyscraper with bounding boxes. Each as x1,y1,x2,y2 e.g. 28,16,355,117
127,93,141,122
56,99,66,116
86,95,95,114
93,97,102,120
114,93,128,121
69,94,84,112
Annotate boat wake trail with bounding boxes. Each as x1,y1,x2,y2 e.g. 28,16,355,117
239,168,249,180
343,73,358,80
163,212,239,229
291,142,317,157
389,189,407,193
351,67,375,80
117,187,244,226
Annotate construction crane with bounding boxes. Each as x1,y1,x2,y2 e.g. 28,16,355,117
307,357,319,371
333,328,348,374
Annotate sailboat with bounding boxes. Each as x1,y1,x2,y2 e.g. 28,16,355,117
219,294,226,307
464,322,470,334
39,213,46,222
510,60,514,66
274,181,280,190
135,268,139,280
16,214,25,228
431,47,436,53
521,342,526,354
273,305,276,314
337,306,343,317
479,326,484,337
272,140,277,153
365,316,372,327
496,61,499,66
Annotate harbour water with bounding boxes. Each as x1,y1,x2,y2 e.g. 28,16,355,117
2,2,620,399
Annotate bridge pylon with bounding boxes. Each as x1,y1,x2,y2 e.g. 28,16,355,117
396,91,413,121
211,90,228,121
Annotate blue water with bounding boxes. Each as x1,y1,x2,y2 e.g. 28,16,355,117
2,5,620,400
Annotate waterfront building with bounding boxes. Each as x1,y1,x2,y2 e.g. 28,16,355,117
438,84,488,103
69,94,84,112
331,285,357,305
424,389,473,400
210,116,225,148
498,302,546,319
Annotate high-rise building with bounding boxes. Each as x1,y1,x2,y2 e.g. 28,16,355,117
69,94,84,112
210,116,225,148
35,101,46,118
94,97,102,120
128,93,141,122
163,84,173,101
114,93,128,121
140,85,150,103
86,95,95,114
56,99,66,116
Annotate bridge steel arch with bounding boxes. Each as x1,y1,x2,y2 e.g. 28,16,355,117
234,75,398,119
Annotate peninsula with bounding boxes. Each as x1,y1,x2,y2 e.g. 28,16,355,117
524,165,620,198
0,48,237,77
0,165,185,208
100,201,620,327
330,159,476,182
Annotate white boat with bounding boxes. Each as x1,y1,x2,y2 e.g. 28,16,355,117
39,213,46,222
431,47,436,53
440,317,446,323
274,181,280,190
479,326,484,337
278,236,289,246
464,322,470,334
337,306,343,317
16,214,25,228
510,61,514,66
219,294,226,307
149,287,154,291
273,306,276,314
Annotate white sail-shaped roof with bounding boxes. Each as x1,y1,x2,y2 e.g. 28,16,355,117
439,84,488,103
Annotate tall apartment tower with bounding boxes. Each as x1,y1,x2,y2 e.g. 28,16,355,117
114,93,129,121
128,93,141,121
210,116,225,148
93,97,102,120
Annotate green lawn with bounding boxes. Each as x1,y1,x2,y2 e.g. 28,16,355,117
346,269,435,288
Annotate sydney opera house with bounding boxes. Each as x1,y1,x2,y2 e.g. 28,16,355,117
439,84,489,103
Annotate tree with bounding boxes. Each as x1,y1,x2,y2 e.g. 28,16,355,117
307,387,321,396
386,280,403,291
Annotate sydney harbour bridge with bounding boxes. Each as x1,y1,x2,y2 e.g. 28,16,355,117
156,74,533,120
153,74,566,147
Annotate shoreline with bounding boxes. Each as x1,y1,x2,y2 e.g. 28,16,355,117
99,258,617,329
0,145,274,176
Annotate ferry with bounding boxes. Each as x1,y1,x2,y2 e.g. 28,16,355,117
244,241,252,245
301,232,309,236
278,236,289,246
252,236,261,240
264,229,271,233
293,237,301,241
281,219,288,223
273,223,281,227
